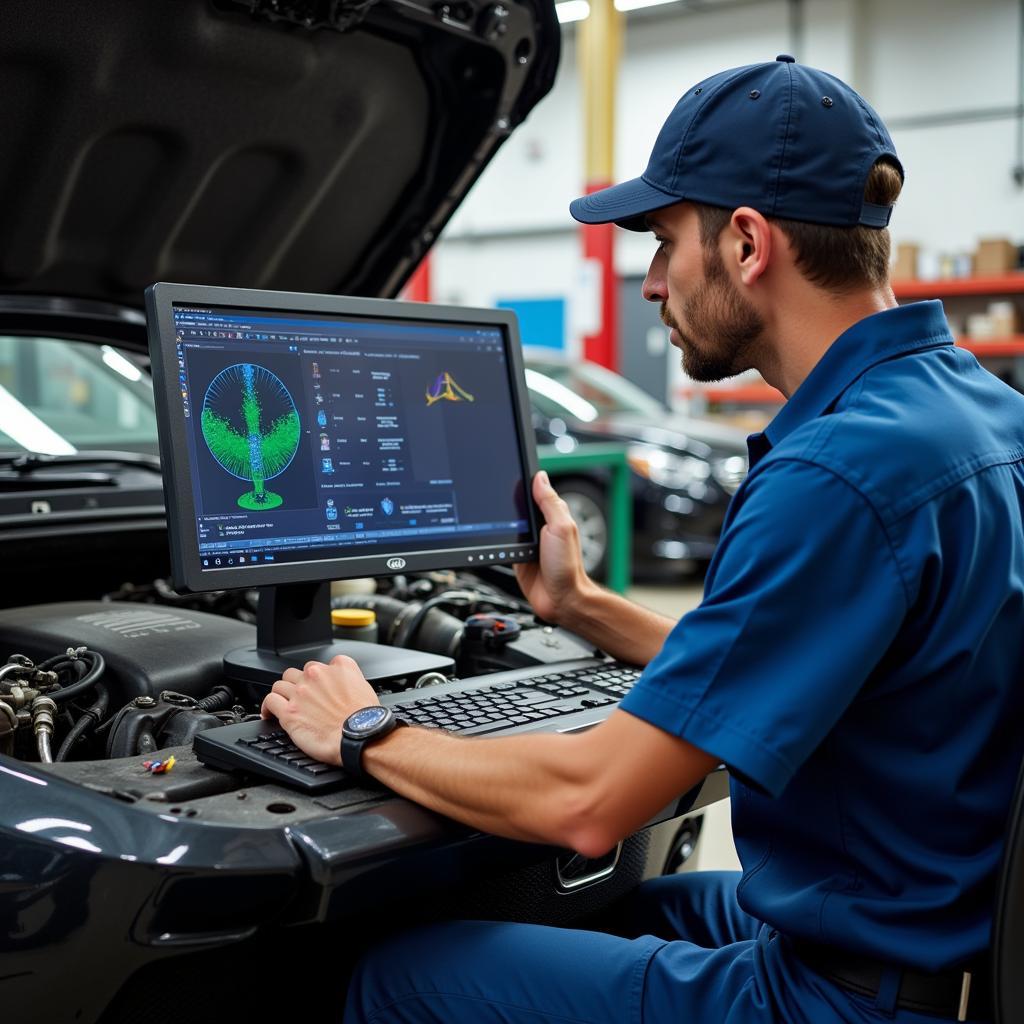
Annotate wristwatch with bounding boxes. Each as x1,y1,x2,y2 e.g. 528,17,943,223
340,705,402,783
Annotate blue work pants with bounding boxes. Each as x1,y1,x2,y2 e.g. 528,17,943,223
343,871,986,1022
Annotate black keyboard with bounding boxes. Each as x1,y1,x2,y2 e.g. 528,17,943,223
193,659,641,792
390,662,637,732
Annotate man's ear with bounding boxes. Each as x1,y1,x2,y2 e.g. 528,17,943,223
729,207,771,286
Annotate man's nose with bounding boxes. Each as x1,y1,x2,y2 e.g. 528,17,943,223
641,252,667,304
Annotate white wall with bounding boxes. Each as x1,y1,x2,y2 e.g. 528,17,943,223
432,231,580,306
433,0,1024,336
863,0,1024,253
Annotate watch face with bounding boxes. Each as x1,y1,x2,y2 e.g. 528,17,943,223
348,706,389,733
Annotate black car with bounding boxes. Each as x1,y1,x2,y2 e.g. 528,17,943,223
526,355,748,577
0,4,727,1022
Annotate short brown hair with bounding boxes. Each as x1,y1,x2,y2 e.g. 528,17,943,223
696,159,904,293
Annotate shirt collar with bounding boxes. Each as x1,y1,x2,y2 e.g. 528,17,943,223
746,300,953,468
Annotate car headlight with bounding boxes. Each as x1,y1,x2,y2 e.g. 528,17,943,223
711,454,748,495
627,444,711,490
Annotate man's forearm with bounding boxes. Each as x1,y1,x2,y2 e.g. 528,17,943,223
361,709,716,858
362,725,604,853
557,581,676,665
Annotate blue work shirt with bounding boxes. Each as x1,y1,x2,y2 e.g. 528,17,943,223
622,300,1024,971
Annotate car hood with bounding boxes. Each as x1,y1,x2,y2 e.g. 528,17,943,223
569,412,750,458
0,0,559,310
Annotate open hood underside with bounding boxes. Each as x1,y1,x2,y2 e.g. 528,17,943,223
0,0,559,308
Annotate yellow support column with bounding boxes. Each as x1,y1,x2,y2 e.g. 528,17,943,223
579,0,621,186
578,0,623,370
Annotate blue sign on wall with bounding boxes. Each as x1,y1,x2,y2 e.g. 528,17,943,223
495,297,565,351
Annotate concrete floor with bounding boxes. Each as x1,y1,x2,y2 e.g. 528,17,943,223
623,578,741,873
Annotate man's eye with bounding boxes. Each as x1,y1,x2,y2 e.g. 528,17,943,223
654,236,670,254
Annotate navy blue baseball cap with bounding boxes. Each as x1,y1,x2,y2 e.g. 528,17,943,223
570,55,902,232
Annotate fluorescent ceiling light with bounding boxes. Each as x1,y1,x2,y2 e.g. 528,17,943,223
556,0,590,22
101,345,143,382
0,383,77,455
614,0,679,10
17,817,92,833
0,764,47,786
55,835,103,854
157,844,191,865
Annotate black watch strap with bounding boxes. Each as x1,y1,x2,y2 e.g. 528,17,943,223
340,709,402,783
340,731,371,783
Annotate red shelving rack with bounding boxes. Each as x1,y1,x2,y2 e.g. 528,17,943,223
893,275,1024,299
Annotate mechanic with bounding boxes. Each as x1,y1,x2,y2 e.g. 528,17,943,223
262,58,1023,1023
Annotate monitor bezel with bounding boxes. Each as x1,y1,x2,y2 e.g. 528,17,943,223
146,282,542,594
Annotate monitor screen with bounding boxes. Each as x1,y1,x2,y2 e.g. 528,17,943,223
146,284,540,593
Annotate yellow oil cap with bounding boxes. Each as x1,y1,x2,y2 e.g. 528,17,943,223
331,608,376,627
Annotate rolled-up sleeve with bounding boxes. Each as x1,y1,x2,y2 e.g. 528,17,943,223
620,458,908,797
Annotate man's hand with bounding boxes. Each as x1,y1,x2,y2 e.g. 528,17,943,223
514,470,597,624
260,655,379,765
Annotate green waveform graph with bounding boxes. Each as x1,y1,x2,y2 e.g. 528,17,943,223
201,363,300,511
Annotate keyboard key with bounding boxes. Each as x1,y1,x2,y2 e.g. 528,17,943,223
511,692,553,705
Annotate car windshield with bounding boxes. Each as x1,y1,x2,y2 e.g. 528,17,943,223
524,360,665,422
0,335,159,455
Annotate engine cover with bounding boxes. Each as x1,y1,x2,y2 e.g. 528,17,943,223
0,602,256,700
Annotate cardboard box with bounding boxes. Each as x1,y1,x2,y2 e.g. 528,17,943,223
967,313,995,339
892,242,919,281
975,239,1019,276
988,301,1021,336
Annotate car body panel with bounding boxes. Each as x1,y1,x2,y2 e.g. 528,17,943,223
0,0,558,305
0,741,729,1021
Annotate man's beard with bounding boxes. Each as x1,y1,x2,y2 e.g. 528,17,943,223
661,246,765,383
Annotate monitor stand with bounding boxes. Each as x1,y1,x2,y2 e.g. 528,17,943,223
223,580,455,693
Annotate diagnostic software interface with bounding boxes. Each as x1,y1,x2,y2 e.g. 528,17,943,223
171,303,533,575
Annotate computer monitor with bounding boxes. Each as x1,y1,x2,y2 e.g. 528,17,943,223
146,282,542,687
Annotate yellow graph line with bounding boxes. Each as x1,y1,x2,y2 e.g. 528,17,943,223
426,371,475,406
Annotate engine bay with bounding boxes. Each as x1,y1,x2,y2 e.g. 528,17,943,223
0,567,599,820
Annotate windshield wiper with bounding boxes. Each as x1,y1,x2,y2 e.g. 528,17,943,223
0,451,162,474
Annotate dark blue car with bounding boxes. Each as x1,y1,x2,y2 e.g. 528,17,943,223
526,355,747,577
